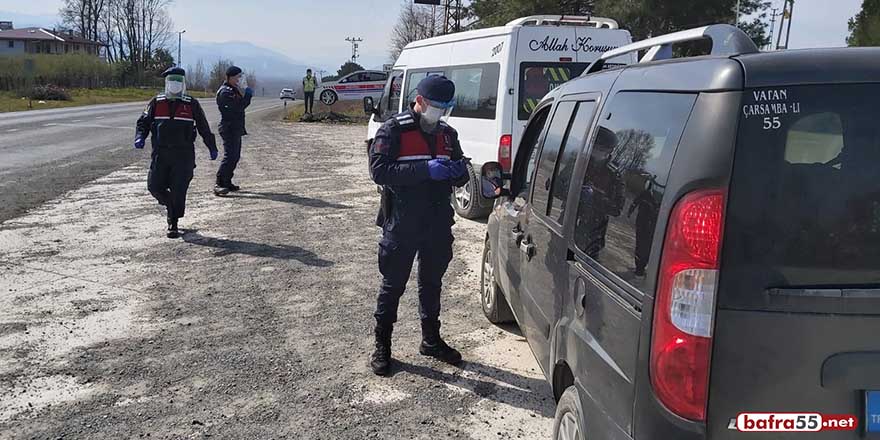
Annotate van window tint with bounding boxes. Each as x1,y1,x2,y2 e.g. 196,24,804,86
724,84,880,292
574,92,696,290
785,113,844,164
519,63,589,120
382,70,404,120
449,64,500,120
532,101,577,218
549,101,597,223
512,107,551,200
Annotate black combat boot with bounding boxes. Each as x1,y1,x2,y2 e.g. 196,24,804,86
370,323,393,376
166,217,180,239
419,320,462,365
227,182,241,192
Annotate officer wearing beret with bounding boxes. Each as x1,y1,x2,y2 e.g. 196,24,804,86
135,66,218,238
214,65,254,196
368,75,470,376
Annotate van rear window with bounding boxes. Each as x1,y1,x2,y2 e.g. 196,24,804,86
723,84,880,291
519,63,589,120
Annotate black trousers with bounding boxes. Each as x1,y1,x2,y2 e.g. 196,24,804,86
373,225,454,326
216,132,242,186
303,91,315,113
148,147,195,220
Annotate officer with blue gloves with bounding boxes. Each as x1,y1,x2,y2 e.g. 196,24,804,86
135,66,218,238
368,75,469,376
214,65,253,196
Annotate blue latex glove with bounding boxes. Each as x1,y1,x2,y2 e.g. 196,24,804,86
448,160,467,178
209,149,219,160
427,158,453,181
244,87,254,97
133,138,145,149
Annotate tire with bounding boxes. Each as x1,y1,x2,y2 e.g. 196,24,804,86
553,386,586,440
453,162,492,219
320,90,338,106
481,236,514,324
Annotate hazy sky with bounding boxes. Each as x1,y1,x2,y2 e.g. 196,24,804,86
0,0,866,68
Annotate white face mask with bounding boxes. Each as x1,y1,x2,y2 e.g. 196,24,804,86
164,75,186,98
421,105,445,124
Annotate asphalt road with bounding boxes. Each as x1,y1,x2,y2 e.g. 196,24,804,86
0,97,285,222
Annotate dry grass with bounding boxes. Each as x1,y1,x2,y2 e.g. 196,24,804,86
283,99,369,123
0,88,214,113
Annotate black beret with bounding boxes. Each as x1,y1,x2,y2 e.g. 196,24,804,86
417,75,455,104
161,66,186,77
226,66,243,77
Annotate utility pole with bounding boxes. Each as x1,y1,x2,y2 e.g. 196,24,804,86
783,0,795,49
443,0,463,34
345,37,363,64
735,0,741,25
177,29,186,66
776,0,795,50
768,8,781,50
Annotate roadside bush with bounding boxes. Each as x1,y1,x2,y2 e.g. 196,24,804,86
28,85,71,101
0,54,114,91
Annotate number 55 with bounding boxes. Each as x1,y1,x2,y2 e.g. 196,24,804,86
763,116,781,130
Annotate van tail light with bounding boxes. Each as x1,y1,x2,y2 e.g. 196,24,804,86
498,134,512,172
650,189,725,422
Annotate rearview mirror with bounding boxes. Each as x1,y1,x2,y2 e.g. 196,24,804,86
480,162,507,200
363,96,378,116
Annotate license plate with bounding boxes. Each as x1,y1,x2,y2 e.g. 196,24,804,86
868,391,880,433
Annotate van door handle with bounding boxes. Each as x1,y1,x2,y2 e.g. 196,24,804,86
575,278,587,317
520,237,535,260
511,226,524,244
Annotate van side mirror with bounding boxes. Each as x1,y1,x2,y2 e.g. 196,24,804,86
480,162,508,199
363,96,379,116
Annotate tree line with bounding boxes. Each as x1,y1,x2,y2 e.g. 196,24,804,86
60,0,175,84
391,0,880,60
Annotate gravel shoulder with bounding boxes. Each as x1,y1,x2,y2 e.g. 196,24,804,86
0,118,554,439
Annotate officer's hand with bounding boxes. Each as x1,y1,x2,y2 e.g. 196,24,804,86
209,149,219,161
244,87,254,97
448,160,467,178
133,138,145,149
427,158,453,181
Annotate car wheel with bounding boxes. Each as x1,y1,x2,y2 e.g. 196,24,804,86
553,386,586,440
481,236,514,324
320,90,338,106
453,162,493,219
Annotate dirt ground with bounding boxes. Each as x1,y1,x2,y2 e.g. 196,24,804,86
0,115,555,438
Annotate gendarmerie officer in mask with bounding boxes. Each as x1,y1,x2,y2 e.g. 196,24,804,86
367,75,469,376
135,66,218,238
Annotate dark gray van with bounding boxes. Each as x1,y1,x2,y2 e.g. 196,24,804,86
478,24,880,440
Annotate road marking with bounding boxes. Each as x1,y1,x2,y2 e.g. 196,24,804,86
52,123,129,130
6,128,19,132
43,123,57,127
70,119,83,122
95,116,105,120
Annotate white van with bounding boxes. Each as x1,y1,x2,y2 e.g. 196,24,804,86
365,15,634,218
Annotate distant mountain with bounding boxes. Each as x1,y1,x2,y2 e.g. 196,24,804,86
0,10,60,29
181,40,315,82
